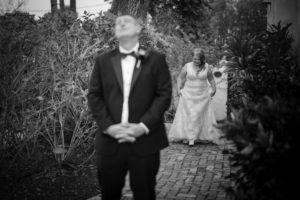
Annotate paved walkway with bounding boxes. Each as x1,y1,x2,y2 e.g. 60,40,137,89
88,142,232,200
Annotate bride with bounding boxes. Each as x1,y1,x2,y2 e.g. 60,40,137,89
168,48,222,146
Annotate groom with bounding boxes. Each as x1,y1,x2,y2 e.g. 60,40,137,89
87,15,172,200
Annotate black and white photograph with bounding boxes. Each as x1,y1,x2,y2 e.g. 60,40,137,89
0,0,299,199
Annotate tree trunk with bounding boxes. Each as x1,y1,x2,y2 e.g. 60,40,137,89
70,0,76,12
60,0,65,11
50,0,57,13
110,0,151,22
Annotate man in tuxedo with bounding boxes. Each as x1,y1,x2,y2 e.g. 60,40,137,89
87,15,172,200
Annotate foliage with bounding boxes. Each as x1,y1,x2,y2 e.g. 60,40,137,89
210,0,236,44
149,0,214,45
38,10,78,34
225,34,259,111
147,0,267,48
0,11,39,64
0,12,98,175
0,12,40,160
220,96,300,200
211,0,267,46
0,11,114,172
235,0,266,35
226,22,298,113
108,0,266,56
222,20,300,199
245,23,297,103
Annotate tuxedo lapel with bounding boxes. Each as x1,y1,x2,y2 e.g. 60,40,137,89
111,50,123,93
130,60,143,92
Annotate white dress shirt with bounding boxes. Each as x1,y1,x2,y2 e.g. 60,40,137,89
119,43,149,134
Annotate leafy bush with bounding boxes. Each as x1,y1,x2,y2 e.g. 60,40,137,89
222,21,300,199
0,12,41,159
220,96,300,200
226,22,298,113
0,11,102,173
210,0,266,48
226,34,258,112
244,23,297,103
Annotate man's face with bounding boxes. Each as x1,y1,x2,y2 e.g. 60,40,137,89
115,15,141,39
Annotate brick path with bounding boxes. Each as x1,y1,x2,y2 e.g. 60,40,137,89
88,142,232,200
124,142,232,200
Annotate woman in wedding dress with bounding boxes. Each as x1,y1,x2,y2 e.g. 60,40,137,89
168,48,221,146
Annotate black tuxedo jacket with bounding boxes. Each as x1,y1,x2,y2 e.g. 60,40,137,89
87,48,172,156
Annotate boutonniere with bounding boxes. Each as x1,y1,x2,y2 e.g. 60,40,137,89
135,47,150,69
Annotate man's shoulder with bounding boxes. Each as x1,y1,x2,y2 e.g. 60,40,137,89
147,49,165,59
95,48,117,61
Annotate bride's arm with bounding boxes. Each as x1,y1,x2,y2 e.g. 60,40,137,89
207,67,216,97
177,64,187,95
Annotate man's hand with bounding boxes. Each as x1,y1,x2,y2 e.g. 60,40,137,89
116,132,136,143
106,124,130,138
126,123,146,138
105,123,146,143
105,124,136,143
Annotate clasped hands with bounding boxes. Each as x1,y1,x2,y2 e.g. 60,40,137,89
105,123,145,143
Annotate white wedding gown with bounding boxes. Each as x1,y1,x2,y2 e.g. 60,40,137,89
212,66,228,121
168,62,222,144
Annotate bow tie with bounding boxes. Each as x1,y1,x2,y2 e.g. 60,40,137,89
120,51,137,59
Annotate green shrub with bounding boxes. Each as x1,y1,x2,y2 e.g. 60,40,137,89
0,12,41,159
220,96,300,200
244,23,297,103
226,22,298,114
222,21,300,200
226,34,258,112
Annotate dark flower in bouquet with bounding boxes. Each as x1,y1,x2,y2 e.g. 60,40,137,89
214,71,222,78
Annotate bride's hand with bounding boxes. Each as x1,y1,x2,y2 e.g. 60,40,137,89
179,89,183,96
